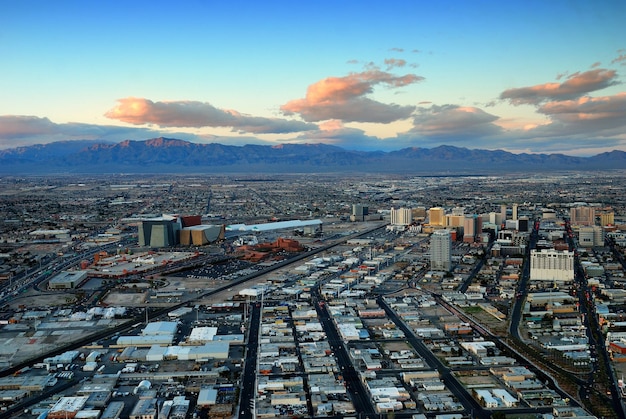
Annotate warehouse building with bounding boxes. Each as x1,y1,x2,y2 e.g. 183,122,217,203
48,271,88,290
48,396,89,419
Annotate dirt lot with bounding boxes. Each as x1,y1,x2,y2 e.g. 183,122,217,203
5,289,75,310
102,291,147,306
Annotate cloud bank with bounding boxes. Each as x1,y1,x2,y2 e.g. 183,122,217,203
1,58,625,156
105,98,317,134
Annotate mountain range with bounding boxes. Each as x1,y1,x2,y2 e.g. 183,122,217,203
0,137,624,174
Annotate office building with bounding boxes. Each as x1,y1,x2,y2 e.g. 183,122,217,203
518,217,530,232
430,229,452,271
489,212,503,226
578,226,604,248
463,215,482,243
351,204,368,222
512,204,518,220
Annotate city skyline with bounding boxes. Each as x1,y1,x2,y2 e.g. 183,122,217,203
2,0,625,156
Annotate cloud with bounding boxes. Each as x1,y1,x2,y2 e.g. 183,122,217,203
0,115,60,138
105,97,317,134
0,115,180,149
612,54,626,65
384,58,407,70
500,69,619,105
539,92,626,122
289,120,389,151
281,70,423,123
408,105,502,139
527,92,626,137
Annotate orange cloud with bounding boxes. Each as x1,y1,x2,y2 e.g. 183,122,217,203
500,69,619,105
539,92,626,123
105,97,316,134
281,70,423,123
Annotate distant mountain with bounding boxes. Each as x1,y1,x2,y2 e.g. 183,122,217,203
0,137,624,174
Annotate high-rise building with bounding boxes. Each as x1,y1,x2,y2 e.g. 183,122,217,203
428,207,446,226
578,226,604,247
139,216,182,247
430,229,452,271
390,207,413,226
500,204,507,222
446,215,465,228
413,207,427,220
351,204,368,222
489,212,503,226
518,217,529,232
598,210,614,226
512,204,518,221
530,249,574,283
463,215,482,243
570,206,595,226
451,207,465,216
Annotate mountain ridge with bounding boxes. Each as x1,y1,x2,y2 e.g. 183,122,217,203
0,137,624,174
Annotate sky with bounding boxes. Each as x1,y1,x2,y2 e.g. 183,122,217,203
1,0,625,156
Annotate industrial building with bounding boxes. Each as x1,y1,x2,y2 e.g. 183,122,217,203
48,270,88,290
197,387,218,407
226,219,322,237
530,249,574,283
48,396,89,419
129,398,156,419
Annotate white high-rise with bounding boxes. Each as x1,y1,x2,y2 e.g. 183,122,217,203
390,207,413,226
430,229,452,271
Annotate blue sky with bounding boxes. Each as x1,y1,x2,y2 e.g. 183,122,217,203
1,0,625,155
